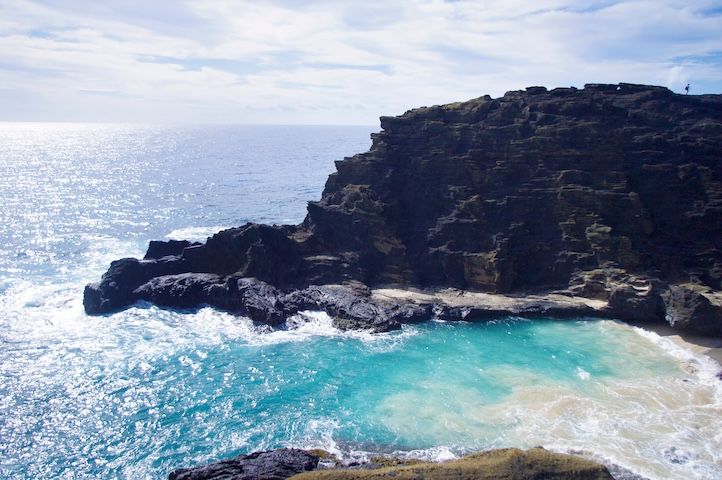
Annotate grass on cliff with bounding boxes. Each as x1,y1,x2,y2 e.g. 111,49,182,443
291,448,613,480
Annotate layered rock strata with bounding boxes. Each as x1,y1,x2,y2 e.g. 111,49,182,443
85,83,722,335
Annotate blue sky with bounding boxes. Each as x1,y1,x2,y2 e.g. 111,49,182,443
1,0,721,124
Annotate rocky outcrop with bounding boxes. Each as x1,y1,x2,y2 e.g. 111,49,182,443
168,448,617,480
292,448,615,480
85,83,722,335
663,284,722,335
168,448,320,480
144,240,201,260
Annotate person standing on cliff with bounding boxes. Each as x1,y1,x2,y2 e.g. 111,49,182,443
685,83,690,94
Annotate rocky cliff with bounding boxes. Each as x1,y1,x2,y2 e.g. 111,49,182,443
84,83,722,335
167,447,617,480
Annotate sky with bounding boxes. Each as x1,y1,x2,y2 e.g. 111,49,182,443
1,0,722,125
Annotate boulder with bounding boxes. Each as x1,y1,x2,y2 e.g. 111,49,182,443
83,258,149,314
662,285,722,335
134,273,224,310
608,284,665,323
144,240,200,260
168,448,320,480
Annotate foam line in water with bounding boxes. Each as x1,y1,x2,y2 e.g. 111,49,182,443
283,311,419,348
632,326,722,401
78,233,146,276
165,226,231,242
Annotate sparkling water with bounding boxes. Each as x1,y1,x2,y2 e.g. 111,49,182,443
1,124,720,480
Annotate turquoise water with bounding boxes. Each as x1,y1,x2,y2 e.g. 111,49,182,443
1,124,721,480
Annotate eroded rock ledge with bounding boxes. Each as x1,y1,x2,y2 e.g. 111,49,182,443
167,447,625,480
84,83,722,335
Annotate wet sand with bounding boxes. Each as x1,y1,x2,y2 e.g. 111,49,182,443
629,321,722,365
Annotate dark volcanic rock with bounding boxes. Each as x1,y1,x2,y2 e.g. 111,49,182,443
283,283,402,332
134,273,224,309
662,285,722,335
235,277,287,324
84,257,187,314
307,84,722,293
144,240,200,260
608,283,665,323
85,83,722,334
168,448,320,480
123,272,414,332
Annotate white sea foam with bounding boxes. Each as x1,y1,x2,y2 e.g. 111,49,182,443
576,366,591,380
343,445,459,465
0,229,413,355
390,445,459,462
165,225,231,242
294,420,459,466
0,271,413,373
368,320,722,480
245,310,419,349
632,325,722,401
294,418,344,460
72,233,146,284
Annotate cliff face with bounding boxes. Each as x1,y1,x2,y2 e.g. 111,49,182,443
84,83,722,334
304,83,722,291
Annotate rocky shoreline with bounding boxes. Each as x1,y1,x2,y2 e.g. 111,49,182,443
83,251,721,334
167,447,647,480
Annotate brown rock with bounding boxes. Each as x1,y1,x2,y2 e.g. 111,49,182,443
290,448,613,480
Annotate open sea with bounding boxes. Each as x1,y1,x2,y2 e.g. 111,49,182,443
0,123,720,480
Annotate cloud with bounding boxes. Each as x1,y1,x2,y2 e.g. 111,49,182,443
1,0,721,124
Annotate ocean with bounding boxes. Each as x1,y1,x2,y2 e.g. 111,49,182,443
0,123,720,480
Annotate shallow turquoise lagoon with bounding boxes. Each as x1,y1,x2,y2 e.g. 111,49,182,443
3,307,721,480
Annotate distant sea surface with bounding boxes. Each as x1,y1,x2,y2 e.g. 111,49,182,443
0,123,720,480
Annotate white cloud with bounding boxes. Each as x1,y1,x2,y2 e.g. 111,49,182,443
0,0,721,124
